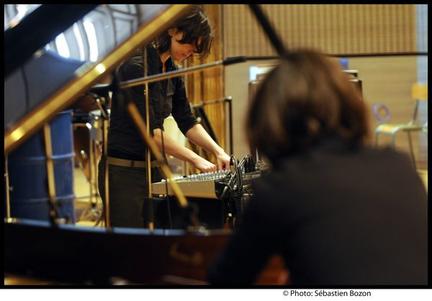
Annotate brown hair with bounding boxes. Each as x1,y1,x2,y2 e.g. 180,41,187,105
246,49,370,163
153,5,213,59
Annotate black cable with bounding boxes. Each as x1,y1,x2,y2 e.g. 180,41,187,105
228,156,243,225
237,159,243,194
220,155,238,200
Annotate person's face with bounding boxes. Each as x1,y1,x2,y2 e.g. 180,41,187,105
169,29,201,63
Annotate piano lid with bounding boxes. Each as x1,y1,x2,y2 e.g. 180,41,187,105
4,4,192,154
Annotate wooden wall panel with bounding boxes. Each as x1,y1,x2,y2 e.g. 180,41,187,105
223,4,416,57
221,4,425,169
182,4,425,169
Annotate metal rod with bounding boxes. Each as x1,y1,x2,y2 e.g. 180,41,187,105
4,156,12,221
142,47,155,231
94,97,110,223
328,52,429,58
120,60,225,89
244,52,428,61
89,124,96,207
407,132,417,170
191,96,231,107
227,97,233,155
103,117,111,228
42,123,59,226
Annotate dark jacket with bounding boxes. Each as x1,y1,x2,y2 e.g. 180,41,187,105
208,137,428,286
108,45,197,160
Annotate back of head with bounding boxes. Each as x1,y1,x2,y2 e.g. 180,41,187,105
246,49,370,164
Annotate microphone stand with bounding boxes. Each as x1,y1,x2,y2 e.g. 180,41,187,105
141,47,155,231
88,84,112,228
4,156,15,223
116,57,246,230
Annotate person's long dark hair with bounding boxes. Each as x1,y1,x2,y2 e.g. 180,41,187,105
127,5,213,71
153,5,213,59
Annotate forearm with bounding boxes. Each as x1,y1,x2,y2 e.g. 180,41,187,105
185,124,225,156
152,129,201,164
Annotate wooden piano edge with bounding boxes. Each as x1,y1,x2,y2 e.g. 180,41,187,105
5,220,290,286
152,255,290,286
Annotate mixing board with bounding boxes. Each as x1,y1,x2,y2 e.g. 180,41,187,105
151,169,262,199
151,170,230,199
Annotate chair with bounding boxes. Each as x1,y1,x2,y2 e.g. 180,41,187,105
375,83,428,169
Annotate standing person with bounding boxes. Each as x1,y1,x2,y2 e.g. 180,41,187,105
98,5,231,228
207,49,427,285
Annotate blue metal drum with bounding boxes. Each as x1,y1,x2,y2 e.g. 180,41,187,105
7,110,76,223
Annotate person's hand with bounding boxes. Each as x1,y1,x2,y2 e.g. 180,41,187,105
215,151,231,170
192,156,217,173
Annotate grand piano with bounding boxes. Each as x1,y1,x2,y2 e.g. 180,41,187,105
4,4,288,285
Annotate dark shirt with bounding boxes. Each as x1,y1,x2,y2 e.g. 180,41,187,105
208,137,428,286
108,45,197,160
